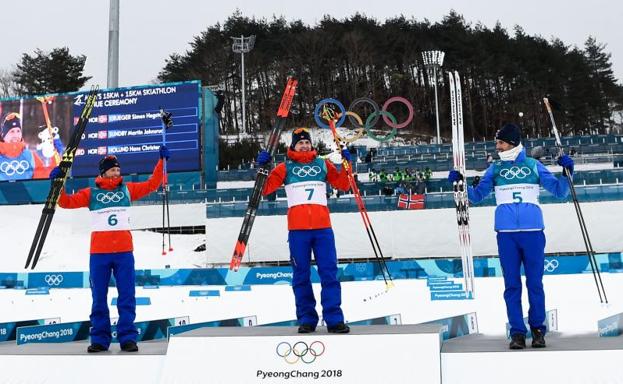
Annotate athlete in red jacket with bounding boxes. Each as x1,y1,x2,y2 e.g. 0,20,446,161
259,128,352,333
50,146,169,352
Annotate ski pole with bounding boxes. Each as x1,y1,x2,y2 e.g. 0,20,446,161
325,113,393,288
160,108,174,254
543,97,607,303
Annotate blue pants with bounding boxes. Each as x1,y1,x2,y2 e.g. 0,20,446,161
497,231,546,336
288,228,344,327
89,251,138,347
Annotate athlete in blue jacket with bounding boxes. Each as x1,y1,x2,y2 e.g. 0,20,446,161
449,123,574,349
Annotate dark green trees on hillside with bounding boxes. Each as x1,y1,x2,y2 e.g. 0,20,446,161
159,11,623,141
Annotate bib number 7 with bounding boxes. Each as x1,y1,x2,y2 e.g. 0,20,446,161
305,188,314,200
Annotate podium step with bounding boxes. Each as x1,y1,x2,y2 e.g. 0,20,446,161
441,333,623,383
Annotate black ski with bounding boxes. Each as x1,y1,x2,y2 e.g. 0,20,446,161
229,78,297,271
24,86,99,270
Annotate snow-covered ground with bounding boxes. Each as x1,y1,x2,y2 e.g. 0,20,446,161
2,200,623,270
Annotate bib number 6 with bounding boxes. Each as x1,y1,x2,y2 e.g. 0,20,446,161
108,214,118,226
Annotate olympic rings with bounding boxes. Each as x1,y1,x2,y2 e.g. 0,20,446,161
96,191,125,204
314,96,414,143
0,160,30,176
499,166,532,180
292,165,322,178
365,111,398,142
382,97,414,129
276,341,325,364
347,97,380,128
44,274,64,286
544,259,560,273
314,98,346,129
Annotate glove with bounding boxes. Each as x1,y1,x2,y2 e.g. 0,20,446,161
448,170,463,183
256,150,271,166
159,145,170,160
49,166,65,180
472,175,481,187
341,148,351,162
557,154,574,175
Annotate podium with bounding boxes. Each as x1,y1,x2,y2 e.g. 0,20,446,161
161,325,444,384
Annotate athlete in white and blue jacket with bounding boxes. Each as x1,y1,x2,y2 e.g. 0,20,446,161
449,123,574,350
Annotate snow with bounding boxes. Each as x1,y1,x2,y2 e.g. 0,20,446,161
3,200,623,270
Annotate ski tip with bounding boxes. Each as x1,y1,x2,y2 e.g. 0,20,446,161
385,281,395,291
169,247,174,252
162,251,167,256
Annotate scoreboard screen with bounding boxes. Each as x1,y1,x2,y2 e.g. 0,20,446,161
71,81,201,177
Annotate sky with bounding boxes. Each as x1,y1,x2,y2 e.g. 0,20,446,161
1,0,622,90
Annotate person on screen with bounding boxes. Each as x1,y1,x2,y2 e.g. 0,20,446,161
0,113,42,180
448,123,573,350
49,147,170,353
255,128,352,334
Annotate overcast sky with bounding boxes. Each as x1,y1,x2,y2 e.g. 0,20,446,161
2,0,622,89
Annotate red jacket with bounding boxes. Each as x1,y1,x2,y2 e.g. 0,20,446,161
263,149,350,230
58,159,164,254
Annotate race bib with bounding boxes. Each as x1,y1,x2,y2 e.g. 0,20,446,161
495,183,540,205
91,207,131,232
285,181,327,207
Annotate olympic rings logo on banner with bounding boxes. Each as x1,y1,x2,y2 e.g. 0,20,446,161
0,160,30,176
544,259,560,273
44,274,64,286
276,341,325,364
499,166,532,180
314,96,414,143
292,165,321,178
96,191,125,204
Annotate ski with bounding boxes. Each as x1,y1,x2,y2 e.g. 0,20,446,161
24,86,99,270
229,78,298,271
543,98,608,303
449,71,475,298
327,117,393,288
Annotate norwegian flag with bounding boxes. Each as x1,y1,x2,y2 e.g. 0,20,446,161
397,194,425,210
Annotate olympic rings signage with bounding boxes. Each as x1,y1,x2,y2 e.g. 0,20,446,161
95,191,125,204
276,341,325,364
544,259,560,273
44,274,64,286
0,160,30,176
292,166,322,178
314,96,414,142
499,166,532,180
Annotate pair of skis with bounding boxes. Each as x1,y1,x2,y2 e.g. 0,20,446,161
448,71,475,298
543,98,608,304
24,86,99,270
229,78,298,271
160,108,174,255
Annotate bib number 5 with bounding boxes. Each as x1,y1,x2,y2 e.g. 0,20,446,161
512,192,523,203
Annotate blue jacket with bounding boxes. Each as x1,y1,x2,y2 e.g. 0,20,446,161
468,149,570,231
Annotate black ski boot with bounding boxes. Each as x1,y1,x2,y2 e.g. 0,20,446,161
531,328,546,348
509,334,526,350
87,343,108,353
121,341,139,352
327,323,350,334
298,324,316,334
